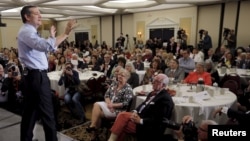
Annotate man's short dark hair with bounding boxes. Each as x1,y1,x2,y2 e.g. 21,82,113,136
117,57,126,68
20,5,37,23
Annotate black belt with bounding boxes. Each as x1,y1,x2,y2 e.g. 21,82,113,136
26,68,48,73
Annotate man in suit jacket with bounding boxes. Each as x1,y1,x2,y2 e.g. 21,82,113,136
213,106,250,125
108,74,174,141
164,59,185,84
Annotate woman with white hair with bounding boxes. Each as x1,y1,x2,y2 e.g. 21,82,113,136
125,62,139,88
182,62,212,85
204,59,220,84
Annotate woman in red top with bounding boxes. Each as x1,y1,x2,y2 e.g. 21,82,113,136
182,62,212,85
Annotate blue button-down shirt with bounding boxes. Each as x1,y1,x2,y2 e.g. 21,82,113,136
18,23,56,70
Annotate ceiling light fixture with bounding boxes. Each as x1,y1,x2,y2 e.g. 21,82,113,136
109,0,149,4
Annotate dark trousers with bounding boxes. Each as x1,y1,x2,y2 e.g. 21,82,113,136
21,70,57,141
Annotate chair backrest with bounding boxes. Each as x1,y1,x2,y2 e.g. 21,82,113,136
86,77,97,91
220,73,241,88
97,75,107,84
222,80,238,95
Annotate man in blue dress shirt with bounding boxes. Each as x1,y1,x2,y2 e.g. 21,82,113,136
18,5,77,141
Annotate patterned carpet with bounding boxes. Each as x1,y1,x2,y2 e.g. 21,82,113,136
57,105,108,141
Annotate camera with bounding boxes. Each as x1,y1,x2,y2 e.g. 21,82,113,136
162,118,198,141
66,67,72,71
177,28,184,39
12,71,19,77
223,28,231,38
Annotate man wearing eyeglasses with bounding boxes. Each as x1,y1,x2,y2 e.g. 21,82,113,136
108,73,174,141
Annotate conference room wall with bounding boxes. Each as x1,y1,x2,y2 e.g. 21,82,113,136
56,17,100,47
133,6,198,46
197,4,221,49
237,0,250,48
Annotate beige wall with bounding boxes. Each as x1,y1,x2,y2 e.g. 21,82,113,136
101,16,113,47
57,17,100,45
238,0,250,47
0,19,22,48
197,4,221,49
114,15,121,42
122,14,134,48
133,6,197,46
2,3,250,49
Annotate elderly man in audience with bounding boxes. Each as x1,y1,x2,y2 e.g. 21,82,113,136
204,48,219,64
100,53,115,78
108,74,174,141
178,49,195,77
164,59,185,84
87,68,133,141
182,62,212,85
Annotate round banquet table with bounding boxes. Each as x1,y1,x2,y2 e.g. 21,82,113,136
132,84,237,125
47,70,104,96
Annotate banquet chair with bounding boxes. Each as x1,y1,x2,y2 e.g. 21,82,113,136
80,77,97,110
95,75,107,99
220,73,243,97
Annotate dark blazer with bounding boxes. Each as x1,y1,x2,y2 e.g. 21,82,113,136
133,61,144,70
100,60,115,78
135,89,174,141
77,60,88,69
227,108,250,125
166,42,177,55
127,72,139,88
164,67,185,83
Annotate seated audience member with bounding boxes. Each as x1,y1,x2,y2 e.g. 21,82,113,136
154,54,167,72
1,63,23,114
110,56,127,76
100,53,115,78
133,54,144,70
236,52,249,69
141,58,162,85
182,62,212,85
204,59,220,84
58,62,85,122
170,115,218,141
205,48,219,63
190,47,204,64
55,56,66,71
213,106,250,125
108,74,174,141
125,62,139,88
178,49,196,77
0,64,6,103
164,59,185,84
142,49,153,62
86,68,133,141
48,54,56,72
88,55,101,71
218,52,236,68
71,53,88,70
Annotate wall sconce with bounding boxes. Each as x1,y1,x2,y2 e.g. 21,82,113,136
92,35,96,39
137,32,142,38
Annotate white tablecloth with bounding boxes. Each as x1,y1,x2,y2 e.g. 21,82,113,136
133,84,237,125
136,70,146,84
47,70,104,96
